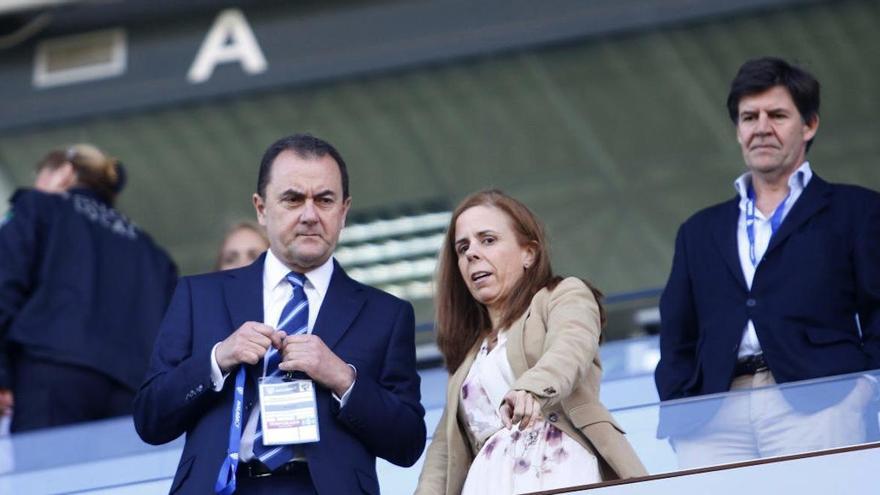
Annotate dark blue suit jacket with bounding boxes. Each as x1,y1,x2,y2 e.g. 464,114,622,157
133,255,426,494
655,175,880,433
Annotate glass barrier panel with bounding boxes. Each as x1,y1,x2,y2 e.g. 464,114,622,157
613,369,880,475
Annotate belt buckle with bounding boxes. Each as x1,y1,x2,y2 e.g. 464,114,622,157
735,354,765,376
248,463,272,478
754,354,768,372
744,354,767,374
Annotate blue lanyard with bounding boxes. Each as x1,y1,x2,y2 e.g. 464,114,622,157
214,367,246,495
745,184,790,267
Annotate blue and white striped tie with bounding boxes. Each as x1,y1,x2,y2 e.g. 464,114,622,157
252,271,309,469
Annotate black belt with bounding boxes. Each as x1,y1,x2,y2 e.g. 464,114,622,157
734,354,769,376
237,461,309,478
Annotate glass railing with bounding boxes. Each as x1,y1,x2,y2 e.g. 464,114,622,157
0,415,181,494
549,441,880,495
2,368,878,494
613,368,880,475
419,368,880,494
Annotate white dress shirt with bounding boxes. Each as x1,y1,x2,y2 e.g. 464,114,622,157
209,250,351,461
733,161,812,359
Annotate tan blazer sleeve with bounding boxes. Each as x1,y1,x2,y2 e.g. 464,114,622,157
414,405,450,495
511,278,600,408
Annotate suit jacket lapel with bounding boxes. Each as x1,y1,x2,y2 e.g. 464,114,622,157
312,260,365,350
712,198,748,291
223,254,265,330
505,309,531,379
446,345,479,457
448,349,477,409
765,174,831,256
223,253,265,388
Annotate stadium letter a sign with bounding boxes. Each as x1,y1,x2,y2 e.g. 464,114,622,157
187,8,268,84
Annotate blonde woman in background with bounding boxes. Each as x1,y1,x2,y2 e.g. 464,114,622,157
215,221,269,271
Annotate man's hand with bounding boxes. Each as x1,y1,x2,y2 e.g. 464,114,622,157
278,334,355,396
215,322,285,373
0,389,12,417
500,389,542,430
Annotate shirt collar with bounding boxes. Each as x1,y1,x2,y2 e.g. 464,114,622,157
263,248,335,297
734,161,813,203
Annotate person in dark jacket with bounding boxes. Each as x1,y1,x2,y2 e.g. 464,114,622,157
0,144,178,432
654,57,880,466
133,134,425,495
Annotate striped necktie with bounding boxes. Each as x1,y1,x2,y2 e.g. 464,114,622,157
252,271,309,469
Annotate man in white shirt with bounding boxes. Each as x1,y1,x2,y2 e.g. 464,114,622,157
134,134,426,494
655,57,880,468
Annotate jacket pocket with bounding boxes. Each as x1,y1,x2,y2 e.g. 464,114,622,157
802,325,861,346
679,337,705,393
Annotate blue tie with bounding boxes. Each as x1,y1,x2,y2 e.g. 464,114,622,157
252,271,309,469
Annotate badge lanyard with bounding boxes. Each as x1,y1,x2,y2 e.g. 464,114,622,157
746,184,790,267
214,367,246,495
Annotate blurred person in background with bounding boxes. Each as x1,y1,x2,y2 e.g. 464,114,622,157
417,189,645,495
655,57,880,466
33,149,70,193
0,144,178,432
215,221,269,271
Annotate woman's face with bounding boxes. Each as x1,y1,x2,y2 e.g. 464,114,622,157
454,205,535,312
218,227,268,271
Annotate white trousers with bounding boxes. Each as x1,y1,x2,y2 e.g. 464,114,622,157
673,371,875,469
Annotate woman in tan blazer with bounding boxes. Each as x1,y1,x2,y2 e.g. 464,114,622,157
416,190,646,495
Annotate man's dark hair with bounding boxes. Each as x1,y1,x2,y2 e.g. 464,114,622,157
257,134,349,199
726,57,820,151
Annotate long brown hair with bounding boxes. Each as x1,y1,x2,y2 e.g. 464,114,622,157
435,189,605,372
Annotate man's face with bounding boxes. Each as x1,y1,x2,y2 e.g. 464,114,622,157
253,151,350,272
736,85,818,180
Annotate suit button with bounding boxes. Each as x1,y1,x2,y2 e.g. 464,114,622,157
548,413,558,423
543,387,557,396
746,298,757,307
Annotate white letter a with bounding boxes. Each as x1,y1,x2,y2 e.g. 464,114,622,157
187,8,268,84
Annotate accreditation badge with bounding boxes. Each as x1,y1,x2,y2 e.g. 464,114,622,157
258,376,320,445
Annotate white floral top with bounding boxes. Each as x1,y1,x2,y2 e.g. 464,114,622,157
458,332,600,494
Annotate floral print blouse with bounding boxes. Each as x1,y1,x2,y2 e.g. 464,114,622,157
458,332,600,494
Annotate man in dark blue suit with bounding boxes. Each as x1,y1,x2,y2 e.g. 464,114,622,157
655,57,880,466
134,134,426,494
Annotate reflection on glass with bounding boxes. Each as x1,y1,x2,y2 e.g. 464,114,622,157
613,369,880,475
